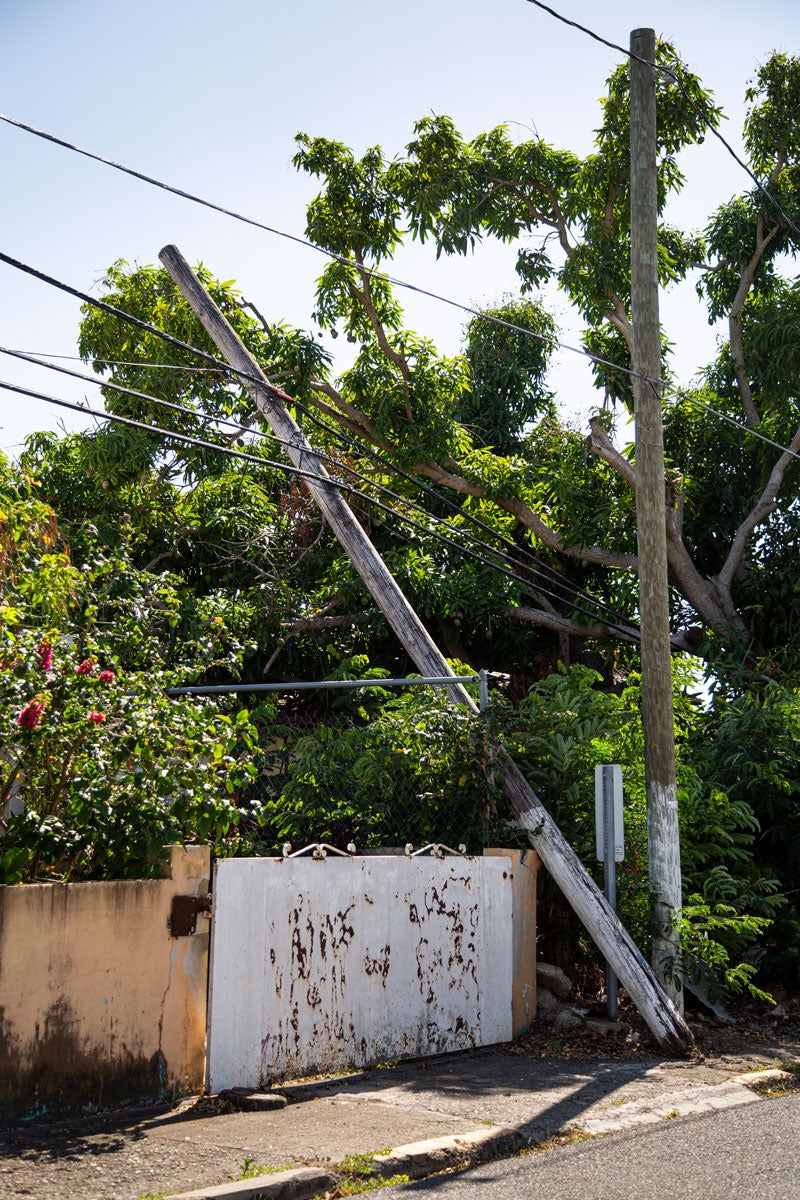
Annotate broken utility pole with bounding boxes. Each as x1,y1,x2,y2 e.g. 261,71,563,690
160,243,693,1056
629,28,684,1013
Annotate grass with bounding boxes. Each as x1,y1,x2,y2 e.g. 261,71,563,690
339,1151,392,1176
335,1173,412,1196
521,1128,595,1156
329,1150,408,1197
237,1157,295,1180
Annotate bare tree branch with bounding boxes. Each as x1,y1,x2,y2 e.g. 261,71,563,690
728,214,783,428
716,424,800,598
586,417,636,488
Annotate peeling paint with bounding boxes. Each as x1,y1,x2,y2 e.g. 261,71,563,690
208,857,513,1091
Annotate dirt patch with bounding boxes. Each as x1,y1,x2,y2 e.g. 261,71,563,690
511,998,800,1073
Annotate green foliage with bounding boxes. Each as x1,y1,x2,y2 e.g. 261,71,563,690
496,663,784,997
685,685,800,988
461,300,556,454
0,457,260,883
744,54,800,175
253,680,499,852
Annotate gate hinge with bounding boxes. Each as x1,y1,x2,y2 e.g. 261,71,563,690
168,893,212,937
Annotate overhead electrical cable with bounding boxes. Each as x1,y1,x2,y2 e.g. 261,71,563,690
3,249,796,619
0,248,658,624
282,385,636,623
0,376,646,642
1,343,642,628
1,108,780,377
0,342,637,626
523,0,800,239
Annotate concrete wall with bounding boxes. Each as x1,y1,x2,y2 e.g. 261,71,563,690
0,846,210,1126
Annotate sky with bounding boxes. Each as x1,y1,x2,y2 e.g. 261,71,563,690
1,0,799,456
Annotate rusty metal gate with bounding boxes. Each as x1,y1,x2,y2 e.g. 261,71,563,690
206,852,513,1092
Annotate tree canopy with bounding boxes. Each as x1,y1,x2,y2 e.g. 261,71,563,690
5,42,800,995
34,43,799,690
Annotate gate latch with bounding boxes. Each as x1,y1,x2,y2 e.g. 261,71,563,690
168,893,212,937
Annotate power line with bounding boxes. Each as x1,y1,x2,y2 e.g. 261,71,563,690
0,113,575,354
15,351,229,374
1,341,641,629
0,375,644,642
0,111,714,387
659,384,800,464
0,249,649,626
5,244,800,622
7,247,800,643
0,251,233,371
523,0,800,240
0,244,740,455
0,249,642,628
2,39,797,403
285,384,635,623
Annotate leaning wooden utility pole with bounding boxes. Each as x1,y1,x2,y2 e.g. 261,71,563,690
629,29,684,1012
160,243,693,1054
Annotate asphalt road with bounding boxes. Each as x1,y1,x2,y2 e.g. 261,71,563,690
396,1092,800,1200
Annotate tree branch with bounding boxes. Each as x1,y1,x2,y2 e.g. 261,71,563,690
586,417,636,488
308,380,387,443
350,250,414,420
414,458,638,569
716,424,800,598
504,604,697,652
728,215,783,428
603,292,634,351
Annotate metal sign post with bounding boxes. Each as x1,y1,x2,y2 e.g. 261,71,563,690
595,765,625,1018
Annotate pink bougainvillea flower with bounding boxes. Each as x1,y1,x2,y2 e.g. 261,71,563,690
17,698,45,730
35,640,54,673
76,658,96,676
97,669,115,685
87,709,105,724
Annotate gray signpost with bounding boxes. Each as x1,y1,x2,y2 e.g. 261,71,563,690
595,765,625,1018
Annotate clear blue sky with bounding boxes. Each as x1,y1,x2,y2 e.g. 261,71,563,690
1,0,798,453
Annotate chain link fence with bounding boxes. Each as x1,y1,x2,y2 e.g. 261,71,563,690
173,675,513,855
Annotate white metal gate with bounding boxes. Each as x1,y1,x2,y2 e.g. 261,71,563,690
207,854,513,1092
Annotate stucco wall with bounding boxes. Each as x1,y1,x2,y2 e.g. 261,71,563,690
0,845,210,1126
483,848,538,1035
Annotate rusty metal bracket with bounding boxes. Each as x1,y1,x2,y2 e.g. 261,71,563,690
168,893,212,937
405,843,467,858
281,842,357,860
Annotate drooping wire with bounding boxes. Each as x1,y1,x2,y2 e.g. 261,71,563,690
1,341,641,632
0,110,749,386
5,246,800,626
8,248,800,651
0,248,654,623
0,375,647,643
0,342,630,621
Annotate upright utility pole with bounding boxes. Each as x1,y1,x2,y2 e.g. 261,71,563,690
629,28,684,1012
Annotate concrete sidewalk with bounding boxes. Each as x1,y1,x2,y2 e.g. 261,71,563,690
1,1045,797,1200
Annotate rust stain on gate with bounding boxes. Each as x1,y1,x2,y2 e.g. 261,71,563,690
208,856,515,1092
